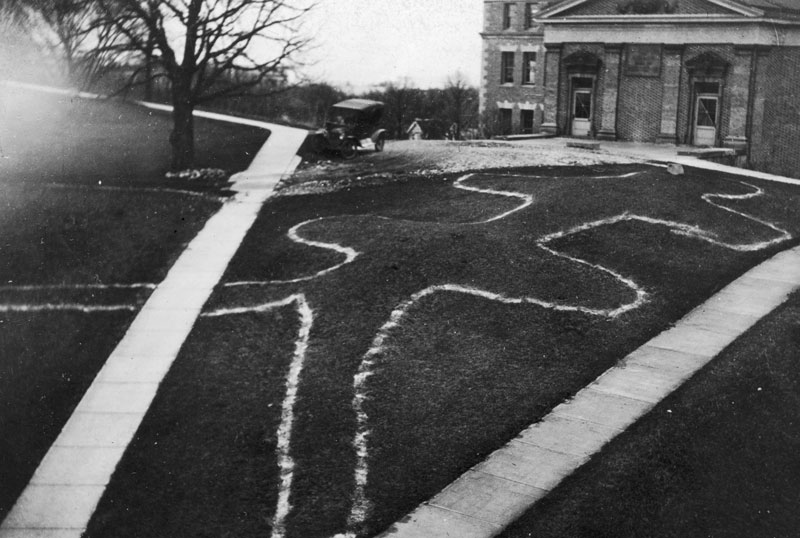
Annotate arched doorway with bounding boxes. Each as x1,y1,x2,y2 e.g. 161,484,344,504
563,51,601,137
570,77,594,136
685,52,729,147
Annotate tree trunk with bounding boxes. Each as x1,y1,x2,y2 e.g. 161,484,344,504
144,33,154,101
170,87,194,171
453,97,463,140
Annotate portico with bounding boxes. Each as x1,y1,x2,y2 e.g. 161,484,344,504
533,0,800,178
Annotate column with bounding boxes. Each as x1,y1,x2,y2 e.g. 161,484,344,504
541,44,562,135
597,45,622,140
747,46,771,167
724,46,754,150
657,45,683,144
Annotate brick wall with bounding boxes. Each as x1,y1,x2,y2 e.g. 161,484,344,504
616,46,664,142
750,47,800,178
595,47,609,131
480,0,545,135
483,0,505,32
544,42,752,144
483,1,547,32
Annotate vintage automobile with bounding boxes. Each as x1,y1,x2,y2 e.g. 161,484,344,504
311,99,387,159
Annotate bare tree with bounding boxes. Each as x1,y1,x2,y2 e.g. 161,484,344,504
444,72,476,141
0,0,29,22
33,1,97,84
1,0,131,90
94,0,313,170
0,3,33,79
371,78,418,140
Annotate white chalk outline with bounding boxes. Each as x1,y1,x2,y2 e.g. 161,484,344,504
205,171,792,537
337,175,793,536
0,283,154,312
222,170,640,289
0,170,791,537
0,282,156,291
202,294,314,538
495,170,644,180
452,173,534,223
702,182,792,250
225,218,360,286
44,182,229,202
225,172,531,288
0,303,137,313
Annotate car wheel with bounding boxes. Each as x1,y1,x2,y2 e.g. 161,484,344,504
341,141,358,160
375,135,385,152
309,133,326,154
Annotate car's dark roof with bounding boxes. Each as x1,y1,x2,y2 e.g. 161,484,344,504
332,99,384,111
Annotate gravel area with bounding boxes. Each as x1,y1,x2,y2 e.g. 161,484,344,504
275,138,640,196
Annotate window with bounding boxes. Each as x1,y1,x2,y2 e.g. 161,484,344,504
499,108,513,135
501,52,514,84
696,82,720,94
696,97,718,127
523,51,537,85
521,110,535,134
503,3,512,29
525,3,540,29
574,92,592,119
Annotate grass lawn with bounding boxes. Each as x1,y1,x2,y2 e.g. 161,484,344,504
0,88,269,520
84,164,800,538
0,86,267,188
499,287,800,538
84,310,299,538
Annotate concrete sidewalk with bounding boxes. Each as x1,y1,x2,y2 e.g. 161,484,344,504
559,138,800,187
0,106,308,538
380,244,800,538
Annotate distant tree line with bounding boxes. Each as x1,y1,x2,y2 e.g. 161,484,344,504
2,0,312,170
132,72,479,141
1,0,481,170
361,74,478,141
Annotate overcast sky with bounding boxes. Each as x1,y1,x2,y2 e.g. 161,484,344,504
300,0,484,93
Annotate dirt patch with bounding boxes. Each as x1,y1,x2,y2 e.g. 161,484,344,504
277,139,638,196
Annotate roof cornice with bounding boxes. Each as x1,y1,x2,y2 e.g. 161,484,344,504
706,0,764,16
537,0,767,19
537,0,589,18
481,31,545,37
541,15,800,23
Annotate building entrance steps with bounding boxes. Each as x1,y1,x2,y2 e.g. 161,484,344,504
0,110,308,537
511,137,800,187
378,243,800,538
570,138,800,187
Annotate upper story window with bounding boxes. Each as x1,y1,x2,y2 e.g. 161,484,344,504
524,3,541,29
501,51,515,83
523,51,537,85
503,3,513,29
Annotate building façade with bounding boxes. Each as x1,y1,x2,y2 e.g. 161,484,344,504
480,0,800,178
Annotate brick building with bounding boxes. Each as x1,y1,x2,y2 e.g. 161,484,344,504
480,1,551,135
480,0,800,177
